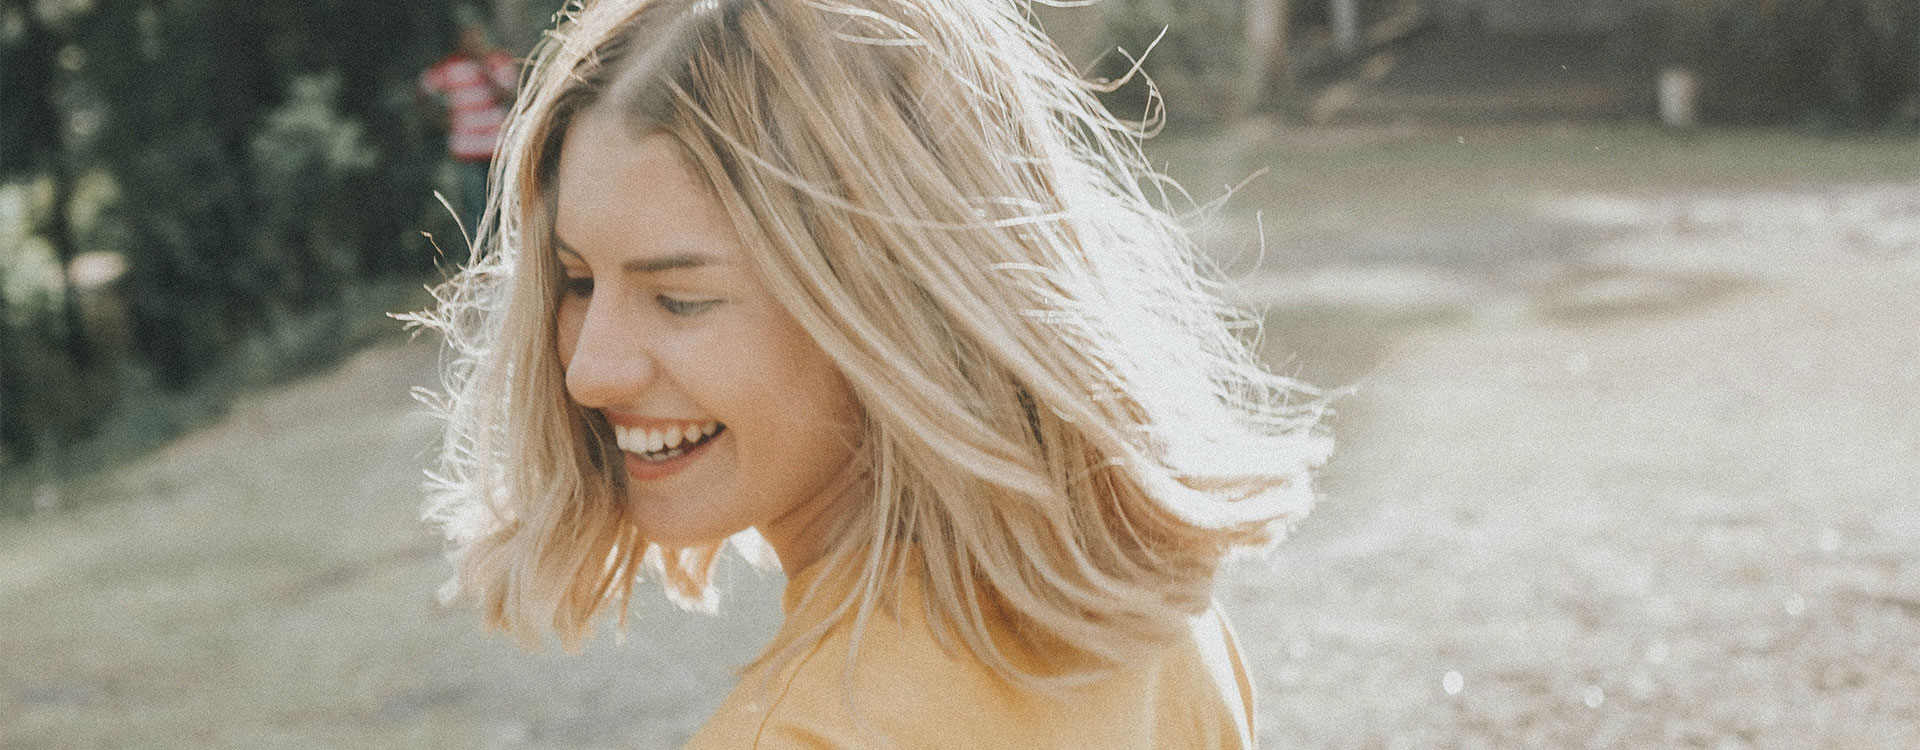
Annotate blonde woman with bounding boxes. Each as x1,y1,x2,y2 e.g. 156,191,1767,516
411,0,1331,746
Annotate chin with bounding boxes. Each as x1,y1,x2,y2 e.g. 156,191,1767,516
625,499,745,549
643,528,737,549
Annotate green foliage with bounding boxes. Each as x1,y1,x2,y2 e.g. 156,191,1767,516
249,74,381,312
0,305,115,455
0,0,550,506
81,0,455,389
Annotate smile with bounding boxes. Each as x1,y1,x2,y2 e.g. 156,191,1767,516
612,420,725,468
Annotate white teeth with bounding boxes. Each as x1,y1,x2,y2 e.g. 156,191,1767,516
611,421,722,457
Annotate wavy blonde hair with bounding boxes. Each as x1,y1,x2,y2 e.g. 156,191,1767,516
409,0,1331,683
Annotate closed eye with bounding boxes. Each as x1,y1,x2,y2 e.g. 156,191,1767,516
658,295,721,317
561,276,594,298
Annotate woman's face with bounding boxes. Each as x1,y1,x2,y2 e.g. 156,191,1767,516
551,109,864,565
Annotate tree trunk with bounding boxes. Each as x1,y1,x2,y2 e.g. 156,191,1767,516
1332,0,1360,55
12,9,91,368
46,155,89,369
1241,0,1291,116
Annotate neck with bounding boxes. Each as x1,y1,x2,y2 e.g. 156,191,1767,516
758,464,867,576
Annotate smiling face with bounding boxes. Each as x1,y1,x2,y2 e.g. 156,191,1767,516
551,109,865,567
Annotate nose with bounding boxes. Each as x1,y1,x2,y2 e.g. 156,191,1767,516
561,295,655,410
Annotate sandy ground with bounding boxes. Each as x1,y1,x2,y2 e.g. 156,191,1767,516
3,127,1918,748
1245,268,1920,749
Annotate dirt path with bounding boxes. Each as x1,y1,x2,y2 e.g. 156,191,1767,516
1,341,785,749
1244,267,1920,749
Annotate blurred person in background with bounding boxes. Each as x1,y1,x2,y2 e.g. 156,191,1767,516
417,11,519,236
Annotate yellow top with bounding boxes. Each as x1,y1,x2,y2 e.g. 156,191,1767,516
684,561,1255,749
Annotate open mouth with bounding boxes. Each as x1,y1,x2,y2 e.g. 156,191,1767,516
613,421,725,464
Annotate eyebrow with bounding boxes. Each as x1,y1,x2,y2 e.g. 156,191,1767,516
555,239,713,274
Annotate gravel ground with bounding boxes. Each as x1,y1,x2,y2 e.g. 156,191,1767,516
3,126,1916,748
1241,267,1920,749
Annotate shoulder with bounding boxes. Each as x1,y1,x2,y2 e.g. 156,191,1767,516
765,605,1030,747
694,600,1250,749
686,609,964,750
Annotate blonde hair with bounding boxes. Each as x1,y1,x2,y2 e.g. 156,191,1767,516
409,0,1331,683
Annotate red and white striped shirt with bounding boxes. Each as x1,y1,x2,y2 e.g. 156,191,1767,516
419,51,519,162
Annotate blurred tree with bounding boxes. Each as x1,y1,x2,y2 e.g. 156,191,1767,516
1664,0,1918,126
65,0,489,388
1097,0,1247,123
1098,0,1425,121
2,0,557,478
1090,0,1915,126
1241,0,1294,114
0,0,122,465
0,0,88,367
74,0,269,387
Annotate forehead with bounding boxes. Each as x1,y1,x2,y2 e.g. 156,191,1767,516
551,109,739,264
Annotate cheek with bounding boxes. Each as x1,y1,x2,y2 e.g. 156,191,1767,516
711,316,862,473
761,335,863,461
794,364,862,442
554,296,584,367
730,377,860,514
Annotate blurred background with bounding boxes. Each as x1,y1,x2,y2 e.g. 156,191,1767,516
3,0,1917,747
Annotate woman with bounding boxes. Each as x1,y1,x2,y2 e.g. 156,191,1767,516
411,0,1331,746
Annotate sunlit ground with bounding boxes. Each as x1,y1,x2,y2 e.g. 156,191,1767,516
3,124,1916,748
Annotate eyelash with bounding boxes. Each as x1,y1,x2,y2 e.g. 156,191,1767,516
657,296,721,317
561,276,719,317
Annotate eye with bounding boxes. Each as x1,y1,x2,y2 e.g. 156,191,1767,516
561,276,594,298
658,295,721,317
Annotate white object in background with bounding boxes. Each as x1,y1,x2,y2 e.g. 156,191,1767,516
1659,67,1699,128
